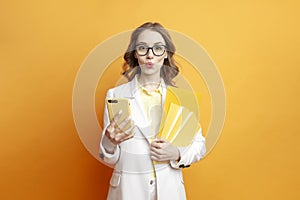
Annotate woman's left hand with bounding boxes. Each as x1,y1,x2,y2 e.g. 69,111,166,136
150,138,180,162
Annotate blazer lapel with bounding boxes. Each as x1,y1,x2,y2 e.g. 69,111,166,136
128,77,149,127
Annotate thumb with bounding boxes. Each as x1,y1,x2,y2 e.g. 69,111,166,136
156,138,168,143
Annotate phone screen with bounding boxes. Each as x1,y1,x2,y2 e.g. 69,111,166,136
107,98,132,131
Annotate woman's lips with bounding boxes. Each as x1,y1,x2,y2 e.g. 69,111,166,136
145,62,153,68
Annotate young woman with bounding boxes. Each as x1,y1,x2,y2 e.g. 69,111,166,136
99,22,206,200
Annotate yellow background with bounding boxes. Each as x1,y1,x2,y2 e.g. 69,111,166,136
1,0,299,199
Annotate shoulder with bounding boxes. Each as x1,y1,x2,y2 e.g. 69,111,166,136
105,80,134,98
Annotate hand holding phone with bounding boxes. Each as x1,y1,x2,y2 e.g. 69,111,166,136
105,98,135,145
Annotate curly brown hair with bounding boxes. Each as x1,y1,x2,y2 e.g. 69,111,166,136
122,22,179,86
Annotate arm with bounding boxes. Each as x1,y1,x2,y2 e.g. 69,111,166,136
170,127,206,169
150,127,206,168
99,89,121,166
99,89,135,166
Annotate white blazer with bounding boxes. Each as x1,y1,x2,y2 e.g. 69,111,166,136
99,76,206,200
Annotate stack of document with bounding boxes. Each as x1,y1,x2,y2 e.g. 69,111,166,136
157,87,201,147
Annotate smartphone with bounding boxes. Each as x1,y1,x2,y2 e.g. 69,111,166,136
107,98,132,131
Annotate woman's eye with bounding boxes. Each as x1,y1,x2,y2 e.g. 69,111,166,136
154,46,163,50
138,46,147,50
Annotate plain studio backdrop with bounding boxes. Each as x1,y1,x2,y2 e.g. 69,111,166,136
1,0,299,199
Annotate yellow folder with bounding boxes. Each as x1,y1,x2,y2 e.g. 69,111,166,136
158,103,200,147
159,87,201,131
159,103,183,140
170,111,200,146
153,87,201,165
162,86,201,119
157,86,201,144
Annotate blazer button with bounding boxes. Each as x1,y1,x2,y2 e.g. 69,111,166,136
99,153,104,160
150,180,154,185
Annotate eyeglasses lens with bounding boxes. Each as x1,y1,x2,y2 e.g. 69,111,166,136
136,45,166,56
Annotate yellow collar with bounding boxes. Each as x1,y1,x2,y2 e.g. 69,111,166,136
137,77,163,95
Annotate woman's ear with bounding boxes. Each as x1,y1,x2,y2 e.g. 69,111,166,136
134,52,137,59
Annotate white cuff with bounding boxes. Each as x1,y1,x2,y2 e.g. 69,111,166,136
170,147,186,169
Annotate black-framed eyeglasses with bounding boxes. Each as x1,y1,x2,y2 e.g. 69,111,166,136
135,44,167,56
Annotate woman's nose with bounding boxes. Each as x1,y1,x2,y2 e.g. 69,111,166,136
146,48,154,58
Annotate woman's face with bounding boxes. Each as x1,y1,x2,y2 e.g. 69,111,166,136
135,29,167,79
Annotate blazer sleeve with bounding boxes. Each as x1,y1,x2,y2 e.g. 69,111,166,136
170,127,206,169
99,89,121,166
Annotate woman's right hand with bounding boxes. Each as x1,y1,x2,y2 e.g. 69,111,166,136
105,111,135,145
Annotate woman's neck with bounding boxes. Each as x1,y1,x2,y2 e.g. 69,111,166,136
138,75,161,91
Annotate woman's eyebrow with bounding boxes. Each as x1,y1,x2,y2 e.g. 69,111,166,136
136,41,165,45
136,42,147,45
154,42,164,45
